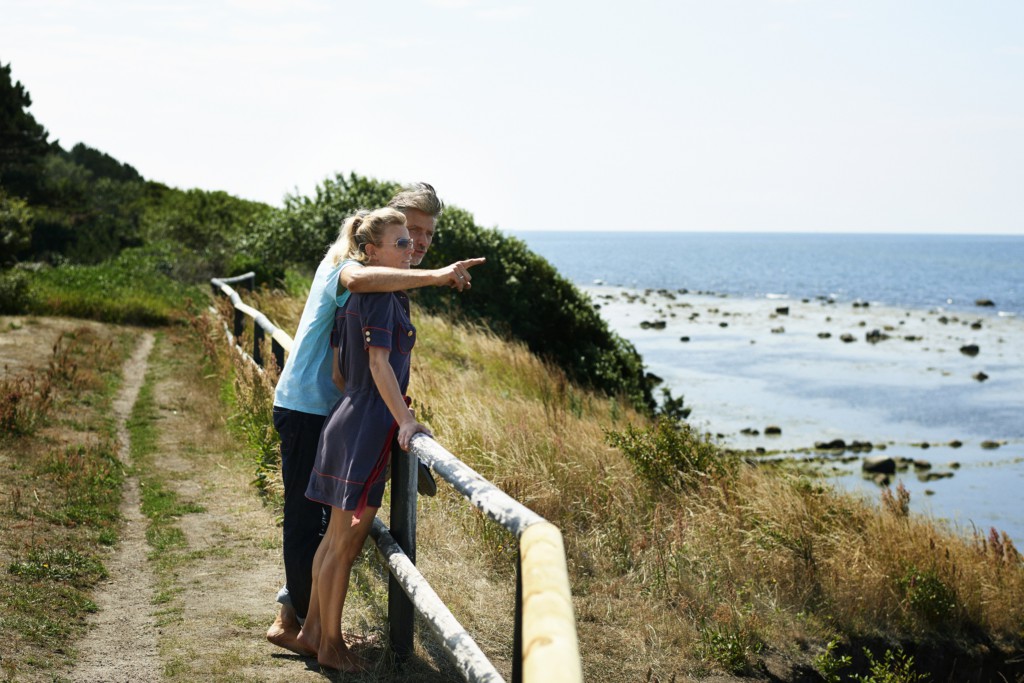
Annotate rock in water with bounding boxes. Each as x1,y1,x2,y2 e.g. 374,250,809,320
863,456,896,474
959,344,980,357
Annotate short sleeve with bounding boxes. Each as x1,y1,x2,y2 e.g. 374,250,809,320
333,259,361,307
355,293,396,349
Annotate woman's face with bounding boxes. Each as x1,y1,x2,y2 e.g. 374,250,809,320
369,222,413,269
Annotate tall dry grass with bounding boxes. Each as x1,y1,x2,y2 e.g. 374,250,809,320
407,309,1024,677
215,287,1024,680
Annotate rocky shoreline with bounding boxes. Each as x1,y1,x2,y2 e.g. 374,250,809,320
584,284,1024,541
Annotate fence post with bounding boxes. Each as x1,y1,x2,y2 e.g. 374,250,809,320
233,307,244,340
253,323,264,367
388,447,418,659
271,339,285,372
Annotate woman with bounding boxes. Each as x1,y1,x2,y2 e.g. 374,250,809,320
296,207,432,672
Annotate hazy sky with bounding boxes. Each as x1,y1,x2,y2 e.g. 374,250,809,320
3,1,1023,234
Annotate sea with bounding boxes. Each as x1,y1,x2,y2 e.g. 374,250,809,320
510,231,1024,542
510,232,1024,317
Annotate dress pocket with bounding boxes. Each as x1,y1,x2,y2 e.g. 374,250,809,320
397,323,416,354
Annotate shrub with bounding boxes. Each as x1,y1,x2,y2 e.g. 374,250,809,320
0,372,52,437
419,205,653,411
1,188,34,264
0,268,33,313
242,173,396,282
852,647,928,683
898,564,957,626
606,418,733,491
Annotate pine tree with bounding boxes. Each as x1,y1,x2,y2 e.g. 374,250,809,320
0,61,54,199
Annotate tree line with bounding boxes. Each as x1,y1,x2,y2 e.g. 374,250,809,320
0,60,654,412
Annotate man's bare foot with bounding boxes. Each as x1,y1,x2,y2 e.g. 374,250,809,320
267,605,316,657
318,641,370,673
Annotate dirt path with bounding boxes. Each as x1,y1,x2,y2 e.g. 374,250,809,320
51,324,497,682
68,332,161,683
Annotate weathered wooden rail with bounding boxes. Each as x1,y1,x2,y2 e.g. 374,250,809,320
210,273,582,683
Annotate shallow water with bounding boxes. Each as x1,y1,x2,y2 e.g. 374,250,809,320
584,286,1024,543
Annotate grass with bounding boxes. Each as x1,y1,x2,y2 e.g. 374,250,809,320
213,285,1024,681
2,245,203,326
0,325,132,681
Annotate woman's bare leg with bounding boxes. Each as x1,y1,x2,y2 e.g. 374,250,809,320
316,508,379,672
294,530,332,656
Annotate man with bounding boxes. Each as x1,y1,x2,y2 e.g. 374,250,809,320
267,183,485,654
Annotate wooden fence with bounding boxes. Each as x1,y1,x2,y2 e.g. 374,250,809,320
210,273,583,683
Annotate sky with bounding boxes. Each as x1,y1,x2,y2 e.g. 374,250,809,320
2,0,1023,235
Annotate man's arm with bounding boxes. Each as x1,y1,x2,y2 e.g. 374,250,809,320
331,345,345,393
341,258,486,294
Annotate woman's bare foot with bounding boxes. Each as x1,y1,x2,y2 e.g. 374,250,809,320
294,626,320,658
317,640,370,673
266,605,316,657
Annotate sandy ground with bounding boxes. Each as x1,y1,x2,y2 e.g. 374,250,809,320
0,316,113,377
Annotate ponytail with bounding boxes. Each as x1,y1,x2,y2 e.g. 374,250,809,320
326,208,406,267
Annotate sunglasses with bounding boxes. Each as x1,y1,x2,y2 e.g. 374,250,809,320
388,237,414,249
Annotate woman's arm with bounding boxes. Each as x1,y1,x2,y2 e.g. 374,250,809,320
331,345,345,392
341,258,487,294
367,346,431,450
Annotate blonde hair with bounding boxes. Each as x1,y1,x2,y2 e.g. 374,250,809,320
326,207,406,267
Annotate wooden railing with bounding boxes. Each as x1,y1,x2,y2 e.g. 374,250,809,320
210,273,583,683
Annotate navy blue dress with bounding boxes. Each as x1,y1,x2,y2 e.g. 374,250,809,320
305,291,415,516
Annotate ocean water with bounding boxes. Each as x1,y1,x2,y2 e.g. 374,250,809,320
510,230,1024,541
510,232,1024,317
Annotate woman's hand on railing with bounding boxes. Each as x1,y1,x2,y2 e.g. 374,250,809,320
397,419,432,451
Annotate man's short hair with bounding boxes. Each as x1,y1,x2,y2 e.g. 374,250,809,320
387,182,444,218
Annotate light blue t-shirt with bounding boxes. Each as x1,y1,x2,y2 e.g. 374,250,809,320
273,257,360,415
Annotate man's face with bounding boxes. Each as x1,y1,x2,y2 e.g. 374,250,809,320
403,208,436,267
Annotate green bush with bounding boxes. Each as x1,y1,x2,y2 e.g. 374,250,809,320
606,418,733,491
140,185,276,279
898,565,957,626
0,268,33,313
242,173,396,282
698,623,763,675
1,188,34,264
853,647,928,683
419,206,652,411
19,244,202,325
